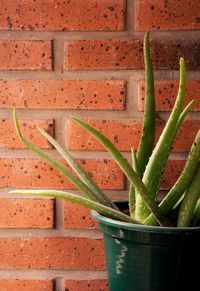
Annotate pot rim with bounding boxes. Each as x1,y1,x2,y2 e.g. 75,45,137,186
91,210,200,234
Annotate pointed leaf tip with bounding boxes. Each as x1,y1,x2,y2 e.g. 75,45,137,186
180,57,185,67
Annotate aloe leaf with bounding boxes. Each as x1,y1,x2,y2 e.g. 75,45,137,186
128,148,138,218
137,31,155,177
177,164,200,227
191,199,200,226
176,100,195,129
37,127,118,210
134,31,156,220
13,108,106,203
131,147,140,174
71,116,172,226
128,185,135,219
145,129,200,226
10,189,138,224
136,58,186,222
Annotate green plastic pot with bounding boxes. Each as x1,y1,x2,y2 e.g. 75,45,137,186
92,210,200,291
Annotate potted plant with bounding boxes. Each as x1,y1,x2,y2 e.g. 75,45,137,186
11,32,200,291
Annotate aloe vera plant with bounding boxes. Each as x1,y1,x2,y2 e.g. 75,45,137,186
10,32,200,228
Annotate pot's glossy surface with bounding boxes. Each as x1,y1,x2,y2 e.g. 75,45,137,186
92,211,200,291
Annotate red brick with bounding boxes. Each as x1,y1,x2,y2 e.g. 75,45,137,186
65,279,108,291
0,40,52,70
147,39,200,70
65,39,143,70
0,158,124,190
136,0,200,31
68,119,141,152
0,80,125,110
0,279,53,291
64,201,98,229
139,80,200,111
161,160,185,190
0,119,53,149
0,0,125,31
65,38,200,71
0,198,54,229
68,119,199,152
0,237,105,269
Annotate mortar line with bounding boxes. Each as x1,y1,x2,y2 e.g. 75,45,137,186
126,0,136,33
0,29,200,40
0,269,107,279
0,228,102,238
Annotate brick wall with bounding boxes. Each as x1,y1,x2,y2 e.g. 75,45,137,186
0,0,199,290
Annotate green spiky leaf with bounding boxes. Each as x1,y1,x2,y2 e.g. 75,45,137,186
13,108,108,203
136,58,187,222
37,127,118,210
71,116,172,227
10,189,138,224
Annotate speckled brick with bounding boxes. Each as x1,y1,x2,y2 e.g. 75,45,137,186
64,279,109,291
0,237,105,269
65,38,200,71
150,39,200,70
0,119,53,149
0,80,125,110
0,198,54,229
0,158,124,190
68,119,198,152
0,0,125,31
136,0,200,31
0,279,53,291
64,201,98,229
68,119,142,152
139,80,200,111
65,39,143,70
0,40,52,70
161,160,185,190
